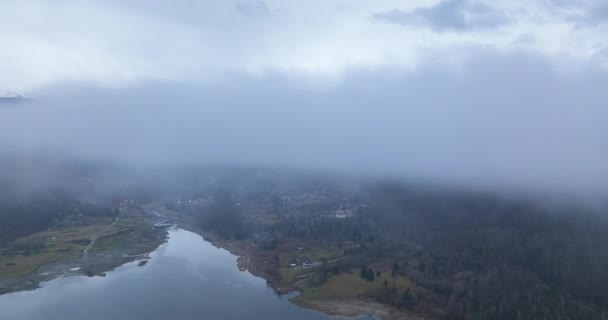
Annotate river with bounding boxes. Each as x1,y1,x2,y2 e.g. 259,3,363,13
0,228,374,320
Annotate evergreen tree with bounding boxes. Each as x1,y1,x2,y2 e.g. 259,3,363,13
403,288,413,308
360,265,367,279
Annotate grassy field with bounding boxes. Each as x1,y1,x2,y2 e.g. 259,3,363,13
298,272,414,301
90,217,147,250
0,216,147,278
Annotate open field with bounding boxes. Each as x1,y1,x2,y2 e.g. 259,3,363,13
297,272,414,301
0,219,120,278
291,297,421,320
0,209,167,292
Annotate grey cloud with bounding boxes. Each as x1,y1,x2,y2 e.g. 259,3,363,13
2,0,603,92
2,48,607,198
550,0,608,26
373,0,508,32
593,46,608,65
235,1,271,18
586,3,608,25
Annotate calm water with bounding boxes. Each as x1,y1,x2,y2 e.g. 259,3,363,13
0,228,372,320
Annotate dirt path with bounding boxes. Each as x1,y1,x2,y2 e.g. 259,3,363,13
83,215,120,265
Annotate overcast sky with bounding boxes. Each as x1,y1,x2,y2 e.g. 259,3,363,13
1,0,608,196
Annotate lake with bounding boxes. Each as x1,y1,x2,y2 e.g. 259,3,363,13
0,228,373,320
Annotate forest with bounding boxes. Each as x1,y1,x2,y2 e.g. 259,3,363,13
182,173,608,320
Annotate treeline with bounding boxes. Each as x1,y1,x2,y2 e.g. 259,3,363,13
183,173,608,319
361,183,608,319
188,192,247,239
0,190,73,246
0,193,120,247
0,153,196,247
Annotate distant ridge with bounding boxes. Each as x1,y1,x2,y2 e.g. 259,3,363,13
0,92,28,104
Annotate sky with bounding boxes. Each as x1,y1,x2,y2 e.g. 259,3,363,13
1,0,608,196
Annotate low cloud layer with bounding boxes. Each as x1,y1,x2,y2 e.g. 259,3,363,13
1,1,607,198
551,0,608,26
2,47,608,197
373,0,509,32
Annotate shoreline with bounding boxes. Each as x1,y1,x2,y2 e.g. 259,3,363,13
1,205,417,320
0,217,169,296
176,221,418,320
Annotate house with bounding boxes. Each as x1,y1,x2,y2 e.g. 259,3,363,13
302,261,322,268
335,208,354,219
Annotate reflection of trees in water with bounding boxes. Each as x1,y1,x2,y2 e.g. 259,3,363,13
198,192,246,239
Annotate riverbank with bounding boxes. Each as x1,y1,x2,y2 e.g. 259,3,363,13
116,205,421,320
197,230,422,320
160,210,419,320
292,297,413,320
0,211,168,295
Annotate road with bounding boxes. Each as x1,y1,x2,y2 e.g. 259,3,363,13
83,215,121,266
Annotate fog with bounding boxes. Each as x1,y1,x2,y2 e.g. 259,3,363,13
1,0,608,198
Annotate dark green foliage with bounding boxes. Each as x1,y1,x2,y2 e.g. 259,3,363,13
332,265,340,275
363,183,608,318
360,265,375,282
393,261,400,274
403,288,414,308
197,192,247,239
368,267,375,282
419,262,426,273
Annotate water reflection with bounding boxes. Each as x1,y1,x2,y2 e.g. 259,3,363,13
0,228,373,320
